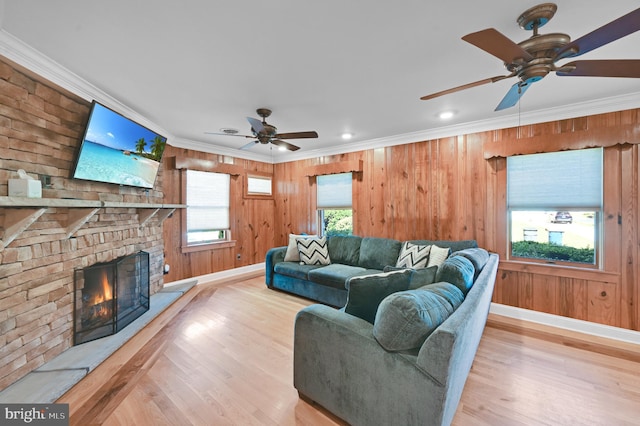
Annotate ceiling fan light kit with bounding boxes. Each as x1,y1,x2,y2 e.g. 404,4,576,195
421,3,640,111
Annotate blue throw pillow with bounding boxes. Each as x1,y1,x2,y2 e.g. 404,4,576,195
344,269,412,324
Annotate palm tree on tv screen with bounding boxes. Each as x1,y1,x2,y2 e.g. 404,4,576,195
135,138,146,155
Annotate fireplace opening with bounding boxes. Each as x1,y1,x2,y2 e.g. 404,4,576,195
74,251,150,345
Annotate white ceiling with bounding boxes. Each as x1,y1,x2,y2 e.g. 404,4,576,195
1,0,639,163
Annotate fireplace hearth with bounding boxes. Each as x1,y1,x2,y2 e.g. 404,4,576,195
74,251,150,345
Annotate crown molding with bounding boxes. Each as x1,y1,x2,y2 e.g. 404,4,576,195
3,29,639,165
186,90,640,164
0,29,173,141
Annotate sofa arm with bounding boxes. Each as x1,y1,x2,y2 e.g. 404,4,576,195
265,246,287,287
294,304,445,426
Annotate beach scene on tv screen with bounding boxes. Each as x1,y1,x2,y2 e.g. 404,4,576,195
74,103,167,188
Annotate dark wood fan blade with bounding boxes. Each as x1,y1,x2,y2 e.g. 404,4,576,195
271,139,300,151
247,117,264,133
495,81,533,111
420,74,514,101
462,28,534,63
556,60,640,77
204,132,254,138
239,140,258,150
275,131,318,139
556,8,640,59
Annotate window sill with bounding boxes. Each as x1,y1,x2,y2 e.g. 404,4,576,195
181,240,236,254
498,259,619,281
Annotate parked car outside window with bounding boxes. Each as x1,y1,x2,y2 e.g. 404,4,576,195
552,211,573,224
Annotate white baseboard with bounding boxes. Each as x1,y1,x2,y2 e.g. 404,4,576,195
193,263,265,285
490,303,640,346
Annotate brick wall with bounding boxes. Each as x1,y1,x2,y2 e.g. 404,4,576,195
0,56,167,390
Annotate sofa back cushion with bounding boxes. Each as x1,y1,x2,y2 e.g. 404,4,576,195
327,235,363,266
358,237,402,270
408,239,478,253
344,269,412,324
452,248,490,278
373,282,464,351
384,265,438,289
435,255,475,295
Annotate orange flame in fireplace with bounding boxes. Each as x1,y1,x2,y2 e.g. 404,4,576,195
92,270,113,305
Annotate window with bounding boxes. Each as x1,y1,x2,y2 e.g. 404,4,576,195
244,172,273,198
507,148,602,266
185,170,230,245
317,172,353,237
247,175,272,195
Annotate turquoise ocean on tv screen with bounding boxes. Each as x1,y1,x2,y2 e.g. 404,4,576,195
74,141,159,188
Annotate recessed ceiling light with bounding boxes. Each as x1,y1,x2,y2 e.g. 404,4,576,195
341,132,354,140
278,146,287,151
438,111,455,120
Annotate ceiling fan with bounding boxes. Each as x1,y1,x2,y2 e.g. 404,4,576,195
420,3,640,111
206,108,318,151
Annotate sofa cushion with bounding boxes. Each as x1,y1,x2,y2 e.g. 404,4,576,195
274,262,322,280
408,266,438,289
453,248,490,278
384,265,438,289
344,269,413,324
426,245,451,268
297,236,331,265
358,237,402,270
435,255,475,295
308,264,370,289
395,242,431,269
327,235,363,266
284,234,311,262
373,282,464,351
408,239,478,252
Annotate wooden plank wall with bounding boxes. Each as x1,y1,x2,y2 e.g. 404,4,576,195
274,135,496,247
272,109,639,331
161,146,276,281
160,109,638,332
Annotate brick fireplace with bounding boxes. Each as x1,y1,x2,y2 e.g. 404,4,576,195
0,57,168,391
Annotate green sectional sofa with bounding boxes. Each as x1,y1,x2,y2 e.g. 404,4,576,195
265,235,478,307
293,250,499,426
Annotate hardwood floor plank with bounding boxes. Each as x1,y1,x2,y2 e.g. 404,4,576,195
58,276,640,425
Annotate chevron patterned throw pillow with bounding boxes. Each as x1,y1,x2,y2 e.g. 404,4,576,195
296,236,331,265
395,242,431,269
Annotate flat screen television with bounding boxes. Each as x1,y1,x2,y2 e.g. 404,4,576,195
72,101,167,189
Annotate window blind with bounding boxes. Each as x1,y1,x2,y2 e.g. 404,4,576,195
317,172,352,208
186,170,230,231
507,148,602,209
247,175,272,195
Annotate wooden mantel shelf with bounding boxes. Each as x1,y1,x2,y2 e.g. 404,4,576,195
0,197,185,250
0,196,184,209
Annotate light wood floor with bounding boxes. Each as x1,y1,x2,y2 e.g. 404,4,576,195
58,276,640,425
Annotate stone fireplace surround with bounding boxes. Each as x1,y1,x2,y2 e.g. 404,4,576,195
0,279,197,403
0,56,175,391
